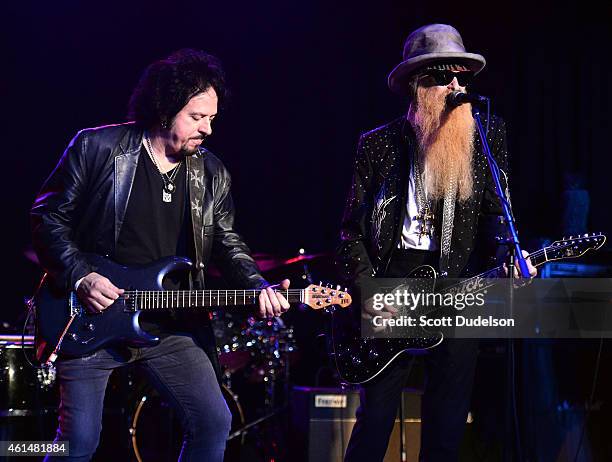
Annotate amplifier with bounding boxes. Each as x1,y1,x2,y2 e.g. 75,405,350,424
290,386,421,462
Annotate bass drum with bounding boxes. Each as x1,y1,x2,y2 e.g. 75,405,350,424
130,384,245,462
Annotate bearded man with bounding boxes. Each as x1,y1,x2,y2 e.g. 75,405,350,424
336,24,535,461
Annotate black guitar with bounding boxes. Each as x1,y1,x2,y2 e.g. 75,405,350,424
35,254,352,362
330,233,606,384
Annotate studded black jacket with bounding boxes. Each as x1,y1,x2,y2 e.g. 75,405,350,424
336,115,510,286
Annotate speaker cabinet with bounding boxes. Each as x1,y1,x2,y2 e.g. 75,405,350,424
291,386,421,462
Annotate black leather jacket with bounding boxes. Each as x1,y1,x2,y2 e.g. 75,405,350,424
336,115,510,286
31,122,267,292
31,123,267,377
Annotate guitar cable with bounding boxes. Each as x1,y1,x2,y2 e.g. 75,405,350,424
22,273,47,371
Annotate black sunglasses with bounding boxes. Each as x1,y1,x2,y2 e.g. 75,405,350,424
420,70,474,87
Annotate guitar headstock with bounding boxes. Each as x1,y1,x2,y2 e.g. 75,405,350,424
546,233,606,262
303,284,352,310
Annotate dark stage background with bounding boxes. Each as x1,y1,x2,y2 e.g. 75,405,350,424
5,0,612,317
3,0,612,460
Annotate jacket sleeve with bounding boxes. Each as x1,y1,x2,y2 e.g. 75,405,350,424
480,116,510,217
210,167,268,290
335,135,377,287
477,116,514,264
30,131,94,291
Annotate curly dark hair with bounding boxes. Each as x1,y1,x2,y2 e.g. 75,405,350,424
128,49,228,128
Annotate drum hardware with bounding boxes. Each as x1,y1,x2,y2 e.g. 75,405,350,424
0,335,58,417
226,406,285,441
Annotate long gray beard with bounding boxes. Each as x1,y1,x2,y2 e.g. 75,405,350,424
411,87,475,202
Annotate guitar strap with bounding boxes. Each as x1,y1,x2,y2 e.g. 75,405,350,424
402,118,457,276
186,152,206,273
438,173,457,276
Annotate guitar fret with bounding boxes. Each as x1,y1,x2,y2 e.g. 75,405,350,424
125,287,337,312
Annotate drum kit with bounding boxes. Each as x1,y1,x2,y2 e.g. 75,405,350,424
14,248,332,460
0,335,58,445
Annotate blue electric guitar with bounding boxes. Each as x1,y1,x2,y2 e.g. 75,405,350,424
34,254,352,362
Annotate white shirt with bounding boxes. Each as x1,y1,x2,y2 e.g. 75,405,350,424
399,165,438,251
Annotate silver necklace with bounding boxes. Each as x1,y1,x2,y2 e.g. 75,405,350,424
144,135,183,203
413,154,435,244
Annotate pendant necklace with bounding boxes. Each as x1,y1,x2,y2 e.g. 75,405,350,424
144,135,182,203
413,154,436,244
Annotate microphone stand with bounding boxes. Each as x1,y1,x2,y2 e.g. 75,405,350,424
471,103,528,462
471,104,530,279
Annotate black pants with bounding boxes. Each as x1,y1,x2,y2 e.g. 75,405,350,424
344,250,479,462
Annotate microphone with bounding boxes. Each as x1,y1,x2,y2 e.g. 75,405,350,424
446,91,489,108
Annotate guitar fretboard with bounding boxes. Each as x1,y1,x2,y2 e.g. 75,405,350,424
435,246,549,301
120,289,304,310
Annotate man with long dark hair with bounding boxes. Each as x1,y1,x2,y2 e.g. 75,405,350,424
336,24,536,461
32,49,290,461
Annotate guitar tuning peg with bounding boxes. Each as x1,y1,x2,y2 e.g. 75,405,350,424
319,281,323,286
336,285,341,290
344,287,348,292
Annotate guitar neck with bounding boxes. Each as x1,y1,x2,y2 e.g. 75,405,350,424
123,289,304,311
441,247,550,296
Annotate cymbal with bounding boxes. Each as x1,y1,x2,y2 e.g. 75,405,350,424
206,252,331,277
24,246,40,265
255,252,329,272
